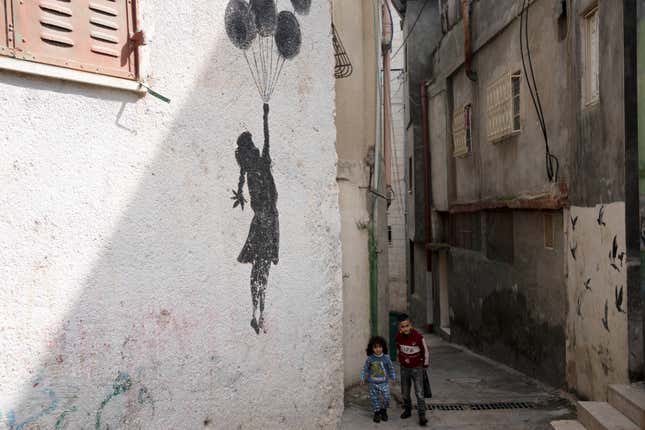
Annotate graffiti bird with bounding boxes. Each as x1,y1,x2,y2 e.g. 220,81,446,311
577,295,583,318
597,205,606,226
571,215,578,231
615,286,626,313
570,240,577,260
618,252,625,267
584,278,592,291
610,235,620,272
601,300,610,332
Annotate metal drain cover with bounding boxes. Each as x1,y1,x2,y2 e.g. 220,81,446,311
428,401,537,412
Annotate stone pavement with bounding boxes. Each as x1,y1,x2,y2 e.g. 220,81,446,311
341,334,576,429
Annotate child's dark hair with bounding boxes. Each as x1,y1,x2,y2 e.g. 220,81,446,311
366,336,389,356
397,313,410,323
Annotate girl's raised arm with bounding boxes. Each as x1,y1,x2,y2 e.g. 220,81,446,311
262,103,271,162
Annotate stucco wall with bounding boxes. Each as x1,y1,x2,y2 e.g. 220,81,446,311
0,1,343,428
566,204,629,400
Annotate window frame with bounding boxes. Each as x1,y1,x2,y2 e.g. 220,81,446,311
486,71,522,143
582,5,600,107
0,0,144,92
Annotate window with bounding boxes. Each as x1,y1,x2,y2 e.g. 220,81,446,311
0,1,139,80
388,225,393,246
583,6,599,105
486,71,521,143
452,103,472,157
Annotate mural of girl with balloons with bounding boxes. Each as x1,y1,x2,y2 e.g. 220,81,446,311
226,0,310,334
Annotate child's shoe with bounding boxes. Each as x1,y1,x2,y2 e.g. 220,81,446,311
373,412,381,423
400,408,411,419
379,408,388,421
418,413,428,426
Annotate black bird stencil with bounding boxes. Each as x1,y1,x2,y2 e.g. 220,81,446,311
597,205,606,226
618,252,625,267
570,240,578,260
584,278,592,291
615,286,626,313
601,300,610,332
577,295,583,318
610,235,620,272
571,215,578,231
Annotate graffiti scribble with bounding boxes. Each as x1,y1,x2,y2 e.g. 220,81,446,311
96,372,133,430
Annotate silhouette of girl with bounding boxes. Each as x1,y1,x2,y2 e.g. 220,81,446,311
231,103,279,334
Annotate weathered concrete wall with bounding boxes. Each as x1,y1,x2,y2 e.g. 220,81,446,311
448,210,567,387
422,0,640,393
0,1,343,428
334,0,382,387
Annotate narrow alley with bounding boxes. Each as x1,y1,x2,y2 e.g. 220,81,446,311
342,334,574,429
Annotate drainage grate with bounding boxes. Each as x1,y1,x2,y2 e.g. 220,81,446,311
428,401,537,412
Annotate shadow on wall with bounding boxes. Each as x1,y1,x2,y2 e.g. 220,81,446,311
0,26,340,429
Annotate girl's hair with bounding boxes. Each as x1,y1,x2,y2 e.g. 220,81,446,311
235,132,254,197
366,336,388,356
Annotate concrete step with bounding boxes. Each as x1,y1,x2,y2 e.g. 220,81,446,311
577,401,639,430
608,384,645,429
550,420,586,430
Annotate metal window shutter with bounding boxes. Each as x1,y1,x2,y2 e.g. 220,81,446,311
0,0,11,54
9,0,137,80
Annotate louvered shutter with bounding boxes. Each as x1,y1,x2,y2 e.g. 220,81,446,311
8,0,137,80
0,0,10,53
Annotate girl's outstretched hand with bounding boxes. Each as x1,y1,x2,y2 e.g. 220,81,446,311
231,189,246,210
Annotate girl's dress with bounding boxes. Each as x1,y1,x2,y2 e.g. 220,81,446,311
237,148,279,265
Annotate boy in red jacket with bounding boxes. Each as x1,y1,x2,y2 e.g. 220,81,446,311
395,314,429,426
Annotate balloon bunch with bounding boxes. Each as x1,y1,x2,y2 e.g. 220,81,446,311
225,0,310,103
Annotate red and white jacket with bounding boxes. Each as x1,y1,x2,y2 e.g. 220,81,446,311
395,328,429,368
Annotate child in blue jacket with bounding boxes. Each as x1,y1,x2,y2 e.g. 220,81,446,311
361,336,396,423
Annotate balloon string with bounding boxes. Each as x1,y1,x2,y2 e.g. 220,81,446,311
260,37,269,102
267,53,282,99
268,56,285,100
251,42,264,101
243,50,263,101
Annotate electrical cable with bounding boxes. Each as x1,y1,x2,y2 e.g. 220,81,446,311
520,0,559,182
391,0,430,61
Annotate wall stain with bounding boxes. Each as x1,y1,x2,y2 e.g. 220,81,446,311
95,372,132,430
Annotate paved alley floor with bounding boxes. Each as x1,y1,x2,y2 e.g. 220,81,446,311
341,334,575,429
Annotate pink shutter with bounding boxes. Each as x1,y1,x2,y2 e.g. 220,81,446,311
11,0,137,79
0,0,11,53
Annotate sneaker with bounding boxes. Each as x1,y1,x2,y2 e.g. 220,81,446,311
418,413,428,426
400,408,412,419
380,408,388,421
373,412,381,423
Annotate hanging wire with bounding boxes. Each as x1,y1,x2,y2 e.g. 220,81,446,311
391,0,430,62
332,23,353,79
520,0,559,182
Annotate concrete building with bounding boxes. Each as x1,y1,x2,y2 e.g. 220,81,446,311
334,0,393,387
0,1,345,428
386,4,409,315
396,0,642,400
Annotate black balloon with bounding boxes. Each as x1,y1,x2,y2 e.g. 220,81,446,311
290,0,311,15
225,0,257,50
275,11,301,59
250,0,277,37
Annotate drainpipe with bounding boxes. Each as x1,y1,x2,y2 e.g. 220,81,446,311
421,82,432,271
382,0,394,204
462,0,477,81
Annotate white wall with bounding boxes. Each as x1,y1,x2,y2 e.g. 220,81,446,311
566,203,630,400
0,1,343,428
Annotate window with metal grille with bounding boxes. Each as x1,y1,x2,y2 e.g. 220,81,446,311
452,103,472,157
0,0,139,80
583,5,599,106
486,72,521,143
